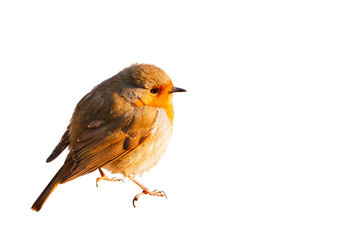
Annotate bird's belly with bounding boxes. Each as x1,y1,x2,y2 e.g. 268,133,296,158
103,108,173,177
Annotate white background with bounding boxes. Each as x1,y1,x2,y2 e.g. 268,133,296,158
1,0,360,239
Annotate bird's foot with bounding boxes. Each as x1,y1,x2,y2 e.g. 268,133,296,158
127,175,167,207
96,176,124,188
96,168,124,187
132,188,167,208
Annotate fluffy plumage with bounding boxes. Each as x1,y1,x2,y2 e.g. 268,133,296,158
31,64,185,211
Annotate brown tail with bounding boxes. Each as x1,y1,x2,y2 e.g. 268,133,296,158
31,160,73,212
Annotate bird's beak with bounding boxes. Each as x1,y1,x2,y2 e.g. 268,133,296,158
170,87,186,93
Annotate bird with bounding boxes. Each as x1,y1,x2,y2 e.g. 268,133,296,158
31,63,186,211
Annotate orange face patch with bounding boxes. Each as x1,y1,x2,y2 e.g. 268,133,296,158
134,82,175,124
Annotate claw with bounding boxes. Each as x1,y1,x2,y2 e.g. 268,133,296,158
153,189,168,199
132,191,145,208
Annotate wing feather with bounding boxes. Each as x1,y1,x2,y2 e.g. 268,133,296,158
60,107,157,183
46,125,70,163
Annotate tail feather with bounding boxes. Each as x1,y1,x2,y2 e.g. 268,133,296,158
31,160,72,212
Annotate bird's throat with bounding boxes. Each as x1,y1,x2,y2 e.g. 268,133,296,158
134,95,174,125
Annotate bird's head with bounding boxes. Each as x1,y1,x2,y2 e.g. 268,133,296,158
119,64,186,123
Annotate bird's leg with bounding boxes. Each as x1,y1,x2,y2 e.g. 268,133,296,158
96,168,123,187
128,175,167,208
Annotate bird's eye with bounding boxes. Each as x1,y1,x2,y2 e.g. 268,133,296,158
150,88,159,95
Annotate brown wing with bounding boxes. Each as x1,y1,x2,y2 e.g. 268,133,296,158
60,107,158,183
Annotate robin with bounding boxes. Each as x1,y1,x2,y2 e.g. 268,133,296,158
31,63,186,211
